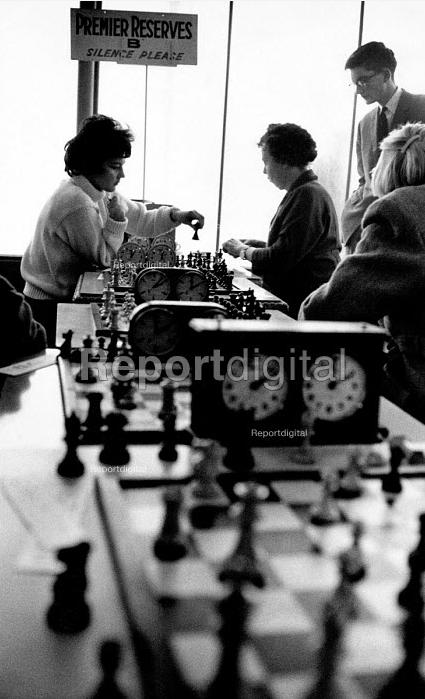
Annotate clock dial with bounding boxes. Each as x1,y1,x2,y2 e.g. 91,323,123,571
134,269,171,302
222,356,287,421
128,307,180,356
175,270,209,301
147,243,176,265
116,242,146,264
302,354,366,421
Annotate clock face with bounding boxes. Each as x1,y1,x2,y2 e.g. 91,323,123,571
128,307,180,356
147,243,176,266
302,354,366,421
175,270,209,301
116,242,146,264
134,269,171,302
222,356,288,421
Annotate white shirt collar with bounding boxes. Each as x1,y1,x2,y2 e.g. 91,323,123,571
383,86,402,125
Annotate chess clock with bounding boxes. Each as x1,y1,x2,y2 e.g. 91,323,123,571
128,300,227,359
134,267,209,304
116,241,147,265
188,319,386,445
147,242,176,266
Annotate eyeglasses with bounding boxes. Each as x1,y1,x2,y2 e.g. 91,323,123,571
350,72,378,88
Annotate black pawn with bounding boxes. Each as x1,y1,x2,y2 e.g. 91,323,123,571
153,486,188,561
382,440,404,506
158,381,178,462
83,392,104,436
92,640,126,699
59,329,73,359
205,588,249,699
219,483,266,590
377,615,425,698
57,412,85,478
75,336,98,383
222,411,255,472
46,542,91,634
99,412,130,466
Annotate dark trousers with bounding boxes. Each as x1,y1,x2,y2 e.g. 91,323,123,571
24,296,58,347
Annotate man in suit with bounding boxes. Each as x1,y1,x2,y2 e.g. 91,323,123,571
342,41,425,254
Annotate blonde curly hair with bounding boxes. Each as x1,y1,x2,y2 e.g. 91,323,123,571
372,122,425,197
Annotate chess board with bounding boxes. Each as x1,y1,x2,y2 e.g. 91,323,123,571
96,472,425,698
58,357,193,445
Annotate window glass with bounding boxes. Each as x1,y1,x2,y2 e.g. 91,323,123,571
0,1,77,254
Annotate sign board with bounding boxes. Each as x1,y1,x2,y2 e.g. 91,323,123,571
70,8,197,66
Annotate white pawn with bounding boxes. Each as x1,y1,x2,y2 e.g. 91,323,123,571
310,472,342,526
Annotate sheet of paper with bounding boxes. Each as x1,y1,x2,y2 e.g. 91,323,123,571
0,349,60,376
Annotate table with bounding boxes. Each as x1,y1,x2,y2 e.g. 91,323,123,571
0,366,143,698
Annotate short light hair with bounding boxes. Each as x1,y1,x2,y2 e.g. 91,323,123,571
371,122,425,197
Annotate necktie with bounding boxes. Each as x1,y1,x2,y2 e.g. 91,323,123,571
377,106,389,145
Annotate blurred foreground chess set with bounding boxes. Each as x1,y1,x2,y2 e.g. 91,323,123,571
4,238,425,697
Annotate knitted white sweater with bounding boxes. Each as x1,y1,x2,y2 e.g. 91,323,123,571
21,175,176,300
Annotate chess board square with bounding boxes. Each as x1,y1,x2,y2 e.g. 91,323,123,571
170,633,266,692
254,632,315,674
144,558,224,599
355,671,392,697
269,672,313,699
269,673,368,699
163,597,218,632
343,622,402,673
256,502,304,532
248,588,314,636
269,552,338,591
272,480,322,505
257,529,314,556
191,527,238,563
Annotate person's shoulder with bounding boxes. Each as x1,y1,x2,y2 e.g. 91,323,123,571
364,185,425,221
399,89,425,108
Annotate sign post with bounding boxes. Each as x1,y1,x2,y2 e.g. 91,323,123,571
71,8,198,66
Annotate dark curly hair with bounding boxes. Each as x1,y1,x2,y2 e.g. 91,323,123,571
64,114,134,177
345,41,397,76
258,123,317,167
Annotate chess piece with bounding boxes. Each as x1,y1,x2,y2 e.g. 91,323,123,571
158,380,178,462
153,486,188,561
382,438,404,507
75,336,98,383
92,640,126,699
219,482,266,590
335,449,364,499
310,472,342,525
221,410,255,472
398,514,425,614
107,333,119,362
46,542,91,634
189,438,227,529
305,572,355,699
205,587,250,699
339,521,367,583
83,392,104,436
291,410,316,465
57,412,85,478
59,329,73,359
378,611,425,698
99,412,130,466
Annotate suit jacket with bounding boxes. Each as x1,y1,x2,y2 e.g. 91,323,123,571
341,89,425,252
250,170,340,318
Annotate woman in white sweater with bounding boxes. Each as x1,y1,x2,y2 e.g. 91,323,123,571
21,114,204,344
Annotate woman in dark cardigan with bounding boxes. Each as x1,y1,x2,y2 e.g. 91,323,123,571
222,123,340,318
